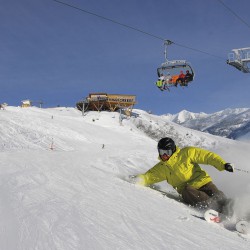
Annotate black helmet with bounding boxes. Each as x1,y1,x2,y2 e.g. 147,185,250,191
157,137,176,156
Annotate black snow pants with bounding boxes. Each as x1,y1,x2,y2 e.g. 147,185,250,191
181,182,228,212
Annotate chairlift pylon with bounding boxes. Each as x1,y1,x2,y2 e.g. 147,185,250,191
227,47,250,73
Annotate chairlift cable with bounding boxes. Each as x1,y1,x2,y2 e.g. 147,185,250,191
217,0,250,30
52,0,224,60
173,41,224,60
51,0,165,41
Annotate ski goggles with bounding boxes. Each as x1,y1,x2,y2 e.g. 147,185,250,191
158,149,173,156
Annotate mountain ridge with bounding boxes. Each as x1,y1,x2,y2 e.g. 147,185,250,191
162,108,250,140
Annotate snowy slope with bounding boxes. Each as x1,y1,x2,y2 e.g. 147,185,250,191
0,107,250,250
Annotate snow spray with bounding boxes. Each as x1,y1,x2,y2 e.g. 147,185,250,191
235,168,250,174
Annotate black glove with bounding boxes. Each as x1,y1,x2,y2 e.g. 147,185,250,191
224,163,234,172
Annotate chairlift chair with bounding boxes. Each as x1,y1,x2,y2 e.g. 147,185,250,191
156,40,195,89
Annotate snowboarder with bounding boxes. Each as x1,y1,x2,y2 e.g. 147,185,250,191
132,137,234,213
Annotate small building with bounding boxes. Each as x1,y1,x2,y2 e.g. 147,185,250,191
0,103,8,110
21,99,32,108
21,100,43,108
76,93,136,115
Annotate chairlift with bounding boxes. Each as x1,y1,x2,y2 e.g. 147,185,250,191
227,47,250,73
156,40,195,91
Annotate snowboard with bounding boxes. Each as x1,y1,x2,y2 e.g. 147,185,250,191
204,209,250,234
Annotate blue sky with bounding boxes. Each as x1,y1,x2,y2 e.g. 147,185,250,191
1,0,250,114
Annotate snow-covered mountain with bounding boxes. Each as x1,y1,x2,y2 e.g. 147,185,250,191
0,106,250,249
163,108,250,140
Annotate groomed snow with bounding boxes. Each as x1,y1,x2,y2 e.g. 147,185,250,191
0,106,250,250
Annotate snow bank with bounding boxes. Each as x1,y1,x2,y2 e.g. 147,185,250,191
0,107,249,249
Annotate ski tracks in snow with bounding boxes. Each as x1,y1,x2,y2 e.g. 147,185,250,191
0,159,91,250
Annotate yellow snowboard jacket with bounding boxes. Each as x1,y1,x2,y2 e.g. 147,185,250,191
138,146,226,194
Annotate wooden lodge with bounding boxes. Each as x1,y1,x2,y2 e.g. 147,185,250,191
76,93,136,115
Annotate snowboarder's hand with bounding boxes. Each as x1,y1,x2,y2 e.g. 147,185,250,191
224,163,234,172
